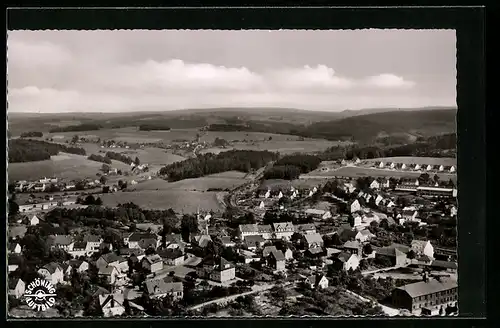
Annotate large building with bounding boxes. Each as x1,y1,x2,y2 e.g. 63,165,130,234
392,279,458,313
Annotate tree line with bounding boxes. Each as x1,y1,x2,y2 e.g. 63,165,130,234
87,154,112,164
20,131,43,138
49,123,102,133
105,151,134,165
8,139,86,163
319,133,457,161
138,124,171,131
159,150,279,182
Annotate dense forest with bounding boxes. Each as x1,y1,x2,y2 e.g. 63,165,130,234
263,165,302,180
105,151,133,165
206,124,251,132
8,139,86,163
87,154,112,165
20,131,43,138
263,154,322,180
319,133,456,161
159,150,279,181
49,123,102,133
138,124,172,131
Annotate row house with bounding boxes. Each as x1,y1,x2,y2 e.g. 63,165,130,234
48,235,74,252
145,279,184,301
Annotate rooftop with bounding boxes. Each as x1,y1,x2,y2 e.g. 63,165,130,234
397,279,458,298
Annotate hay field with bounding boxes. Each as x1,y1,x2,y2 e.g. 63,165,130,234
8,153,131,182
100,190,225,212
83,144,186,165
364,156,457,166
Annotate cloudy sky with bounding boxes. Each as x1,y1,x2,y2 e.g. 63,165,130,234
7,29,456,113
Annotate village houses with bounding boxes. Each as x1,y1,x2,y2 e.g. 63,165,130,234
38,262,65,285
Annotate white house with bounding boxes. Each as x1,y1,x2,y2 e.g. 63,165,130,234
304,274,329,290
304,209,332,220
284,248,294,260
390,162,396,169
450,166,456,173
99,293,126,317
98,266,120,285
426,164,433,171
272,222,295,240
355,230,375,243
401,163,407,169
9,243,22,254
336,253,360,271
264,190,271,199
379,162,385,168
277,191,283,199
352,213,362,228
38,263,64,285
370,179,380,190
411,240,434,259
259,201,265,209
9,278,26,299
350,200,361,213
375,195,384,206
386,200,396,208
142,254,164,273
415,164,421,170
30,215,40,226
439,165,445,171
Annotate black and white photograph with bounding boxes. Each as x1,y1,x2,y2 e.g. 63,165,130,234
7,28,458,318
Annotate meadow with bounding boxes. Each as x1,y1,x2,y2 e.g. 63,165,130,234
100,190,225,213
8,153,131,182
128,171,250,192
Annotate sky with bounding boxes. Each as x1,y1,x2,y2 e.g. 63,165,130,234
7,29,456,113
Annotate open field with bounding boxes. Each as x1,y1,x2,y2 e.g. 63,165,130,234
8,153,131,182
302,166,457,183
83,144,186,166
128,172,250,192
100,190,225,212
364,156,457,166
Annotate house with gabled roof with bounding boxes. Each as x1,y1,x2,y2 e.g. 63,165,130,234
295,223,317,235
48,234,74,251
355,229,375,243
375,247,407,267
38,262,64,285
304,209,332,220
9,278,26,299
238,224,259,239
302,233,324,249
127,232,158,250
99,266,120,285
370,179,380,190
350,199,361,213
8,242,22,254
262,246,278,258
99,293,126,317
392,279,458,312
96,253,128,273
332,252,360,271
272,222,295,240
411,240,434,259
158,248,184,266
244,235,266,250
196,257,236,283
267,250,286,271
141,254,164,273
304,274,329,290
343,240,362,257
145,279,184,300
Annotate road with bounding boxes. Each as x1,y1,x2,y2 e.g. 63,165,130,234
187,282,278,311
361,264,409,276
343,289,400,316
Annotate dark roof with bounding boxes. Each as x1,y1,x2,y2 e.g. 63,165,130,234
83,235,101,243
119,248,145,257
73,241,87,250
100,253,125,264
129,232,157,242
9,278,23,290
397,279,458,298
244,235,265,247
262,246,278,257
164,234,183,244
389,243,411,253
335,252,354,262
270,250,286,261
307,247,324,255
376,247,406,258
138,238,158,249
158,248,184,260
42,262,62,274
8,254,23,265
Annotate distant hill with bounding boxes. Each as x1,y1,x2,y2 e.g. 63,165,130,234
299,109,457,142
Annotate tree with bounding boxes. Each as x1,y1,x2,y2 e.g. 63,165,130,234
100,175,108,185
181,215,199,242
407,250,416,260
433,174,440,183
101,164,111,174
8,199,19,216
71,135,79,144
363,243,373,255
134,157,141,165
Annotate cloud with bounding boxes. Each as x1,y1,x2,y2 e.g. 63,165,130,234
363,73,415,89
7,40,72,69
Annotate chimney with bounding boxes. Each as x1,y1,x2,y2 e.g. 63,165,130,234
422,272,428,283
